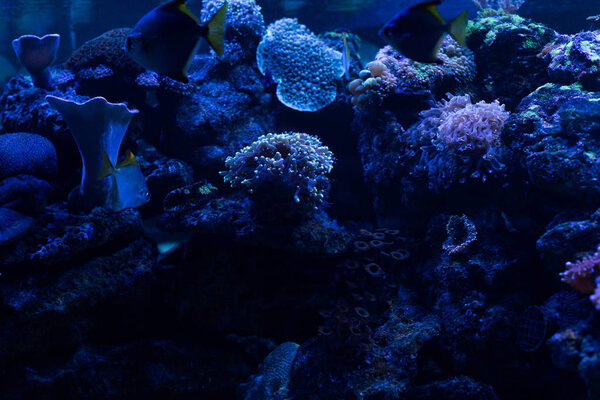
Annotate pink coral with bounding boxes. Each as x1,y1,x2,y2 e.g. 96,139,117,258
560,245,600,294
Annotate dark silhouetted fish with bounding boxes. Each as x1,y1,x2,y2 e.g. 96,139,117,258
125,0,226,83
378,1,467,63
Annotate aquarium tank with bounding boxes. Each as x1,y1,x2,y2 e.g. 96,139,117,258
1,0,600,398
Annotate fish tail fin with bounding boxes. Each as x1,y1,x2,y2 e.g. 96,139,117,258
116,151,138,169
448,10,468,48
205,2,227,57
342,32,351,79
99,151,115,180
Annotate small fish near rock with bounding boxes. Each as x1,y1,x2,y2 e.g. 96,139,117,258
125,0,227,83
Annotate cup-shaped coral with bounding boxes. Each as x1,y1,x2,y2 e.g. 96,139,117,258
257,18,344,112
11,34,60,89
222,132,334,222
45,95,139,210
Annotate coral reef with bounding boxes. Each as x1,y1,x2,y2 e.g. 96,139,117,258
538,31,600,85
0,207,35,247
443,214,478,255
356,93,510,223
473,0,525,13
257,18,344,112
64,28,142,79
502,83,600,199
467,11,556,108
350,37,476,108
4,1,600,399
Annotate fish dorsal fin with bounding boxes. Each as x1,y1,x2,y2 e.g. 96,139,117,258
411,1,445,24
116,151,138,169
162,0,200,24
99,151,115,179
343,32,349,54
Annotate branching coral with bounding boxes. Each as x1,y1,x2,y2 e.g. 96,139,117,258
561,245,600,311
222,132,334,220
257,18,344,112
561,245,600,294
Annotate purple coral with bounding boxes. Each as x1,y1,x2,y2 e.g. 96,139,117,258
421,94,508,159
406,94,509,191
222,132,334,219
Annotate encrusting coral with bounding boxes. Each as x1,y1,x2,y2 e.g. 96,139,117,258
257,18,344,112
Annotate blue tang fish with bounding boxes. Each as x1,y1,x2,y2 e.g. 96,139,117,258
99,151,150,212
379,1,468,63
126,0,227,83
